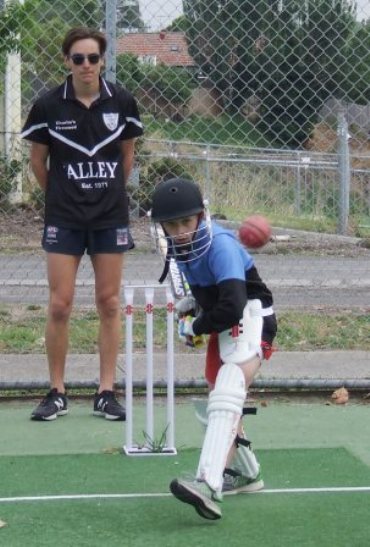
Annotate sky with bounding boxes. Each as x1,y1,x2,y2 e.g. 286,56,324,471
357,0,370,21
139,0,183,31
139,0,370,31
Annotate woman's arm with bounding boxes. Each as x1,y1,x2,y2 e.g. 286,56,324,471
30,142,49,191
121,138,137,183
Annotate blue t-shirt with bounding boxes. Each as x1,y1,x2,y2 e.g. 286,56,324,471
177,221,273,334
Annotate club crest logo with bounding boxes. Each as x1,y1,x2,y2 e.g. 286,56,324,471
103,113,119,131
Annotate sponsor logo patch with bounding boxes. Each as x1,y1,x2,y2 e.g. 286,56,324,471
55,120,77,131
45,225,59,246
116,228,128,246
46,226,58,239
103,113,119,131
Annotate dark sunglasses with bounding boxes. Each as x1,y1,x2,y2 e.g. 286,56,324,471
69,53,101,65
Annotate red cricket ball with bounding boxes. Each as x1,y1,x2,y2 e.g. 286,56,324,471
238,215,272,249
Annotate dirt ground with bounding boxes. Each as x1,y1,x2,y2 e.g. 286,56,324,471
0,205,369,258
1,120,369,255
306,122,370,168
0,208,152,253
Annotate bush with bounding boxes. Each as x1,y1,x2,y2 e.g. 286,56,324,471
140,64,195,104
116,53,144,94
127,158,193,216
0,156,22,209
28,186,45,215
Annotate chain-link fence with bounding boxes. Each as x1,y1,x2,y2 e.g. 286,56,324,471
0,0,369,310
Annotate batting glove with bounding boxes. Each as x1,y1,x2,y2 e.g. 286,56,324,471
175,296,198,318
178,315,195,338
178,316,205,348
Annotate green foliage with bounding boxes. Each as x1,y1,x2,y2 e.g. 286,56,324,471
28,186,45,215
144,157,191,181
117,55,196,110
166,15,191,33
128,158,193,216
277,311,370,350
183,0,360,148
20,0,102,92
116,53,144,93
117,0,144,34
0,0,27,85
259,0,356,147
141,425,169,453
0,0,25,52
344,19,370,103
1,306,369,353
140,64,196,104
144,113,269,146
0,156,22,209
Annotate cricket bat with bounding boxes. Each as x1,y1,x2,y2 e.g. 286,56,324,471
154,224,204,348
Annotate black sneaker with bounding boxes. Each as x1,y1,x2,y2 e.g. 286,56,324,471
31,389,68,421
93,390,126,421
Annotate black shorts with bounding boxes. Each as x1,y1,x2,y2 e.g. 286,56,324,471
42,225,135,255
262,313,278,345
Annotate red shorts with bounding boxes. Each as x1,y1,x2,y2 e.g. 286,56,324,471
205,325,276,385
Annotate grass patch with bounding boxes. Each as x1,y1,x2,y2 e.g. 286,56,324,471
277,311,370,350
0,306,369,353
144,113,270,146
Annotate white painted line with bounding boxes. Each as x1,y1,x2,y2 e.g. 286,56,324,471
261,486,370,494
1,486,370,504
0,493,171,503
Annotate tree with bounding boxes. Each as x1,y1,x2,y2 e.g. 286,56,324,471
20,0,102,95
184,0,278,110
0,0,27,82
116,52,143,93
116,51,196,110
0,0,24,55
116,0,144,34
183,0,359,147
166,15,190,33
140,64,195,104
344,19,370,103
259,0,356,146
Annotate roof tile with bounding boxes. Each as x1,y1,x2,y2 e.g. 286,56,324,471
116,32,195,67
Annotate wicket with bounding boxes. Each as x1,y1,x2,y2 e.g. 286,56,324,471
123,285,177,455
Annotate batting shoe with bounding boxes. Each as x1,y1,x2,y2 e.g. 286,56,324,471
222,468,264,495
93,390,126,421
170,478,222,520
31,389,68,421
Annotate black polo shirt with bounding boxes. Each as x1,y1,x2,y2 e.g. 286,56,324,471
21,75,143,229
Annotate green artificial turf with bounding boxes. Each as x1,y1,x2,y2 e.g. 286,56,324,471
0,448,369,547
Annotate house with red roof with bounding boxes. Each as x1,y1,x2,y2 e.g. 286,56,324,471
116,31,222,120
116,31,195,68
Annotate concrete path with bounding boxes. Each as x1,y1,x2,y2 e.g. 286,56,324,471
1,350,369,389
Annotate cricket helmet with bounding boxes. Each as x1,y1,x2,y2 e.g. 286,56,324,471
150,178,205,222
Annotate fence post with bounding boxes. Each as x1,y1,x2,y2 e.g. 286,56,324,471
4,0,24,203
105,0,117,83
336,109,351,235
295,150,301,215
205,143,211,200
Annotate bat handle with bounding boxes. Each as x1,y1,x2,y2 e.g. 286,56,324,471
186,334,205,349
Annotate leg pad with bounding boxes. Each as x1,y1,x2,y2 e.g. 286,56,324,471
196,363,246,493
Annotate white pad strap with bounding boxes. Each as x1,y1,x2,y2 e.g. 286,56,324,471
219,299,264,364
193,399,260,479
196,363,245,493
193,399,260,480
230,435,260,479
